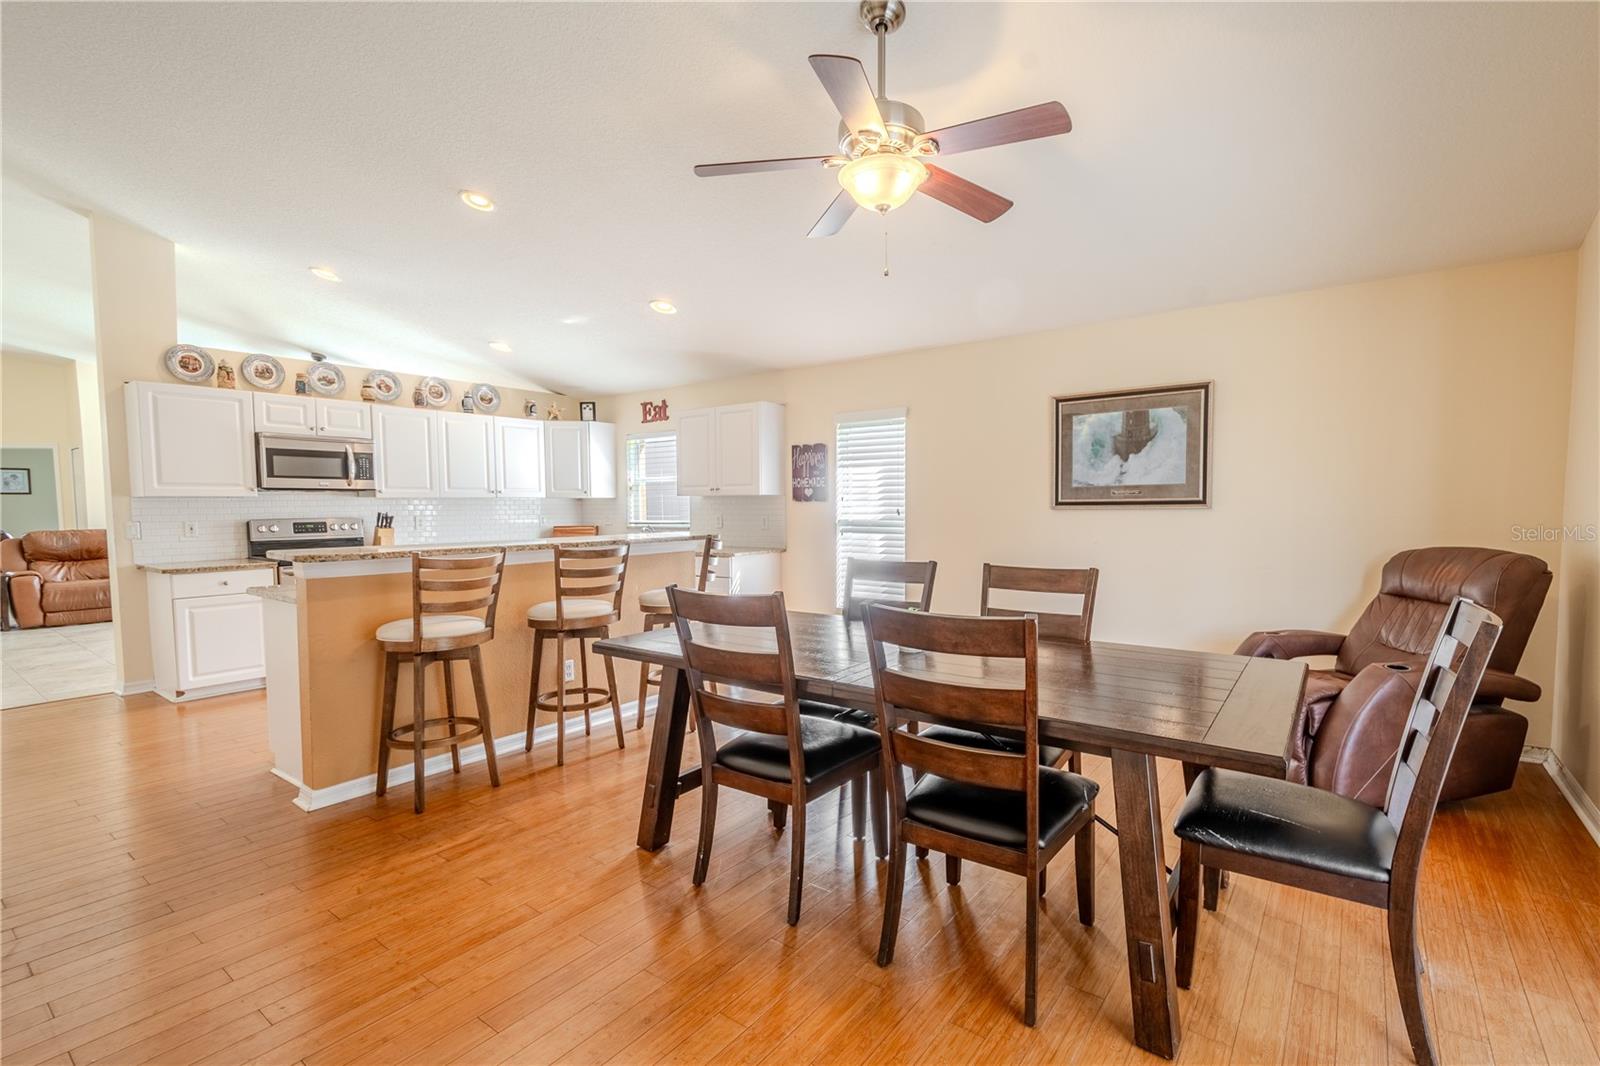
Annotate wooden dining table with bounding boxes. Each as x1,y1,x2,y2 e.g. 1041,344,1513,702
594,611,1306,1059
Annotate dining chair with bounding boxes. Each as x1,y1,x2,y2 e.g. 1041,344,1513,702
634,534,719,729
865,604,1098,1026
667,585,884,926
1173,596,1503,1066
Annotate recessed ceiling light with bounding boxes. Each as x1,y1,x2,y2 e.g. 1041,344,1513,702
309,266,341,283
560,315,589,326
648,299,677,315
459,190,496,212
488,340,513,353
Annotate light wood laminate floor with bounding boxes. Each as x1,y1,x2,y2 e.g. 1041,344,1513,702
2,689,1597,1065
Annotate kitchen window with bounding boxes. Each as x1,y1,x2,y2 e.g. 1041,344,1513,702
835,408,907,607
626,432,690,527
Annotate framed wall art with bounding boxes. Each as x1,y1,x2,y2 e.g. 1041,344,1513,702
1052,381,1211,506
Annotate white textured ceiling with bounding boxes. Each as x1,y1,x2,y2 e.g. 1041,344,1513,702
2,2,1596,394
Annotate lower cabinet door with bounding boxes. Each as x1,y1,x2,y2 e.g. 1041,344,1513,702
173,594,267,690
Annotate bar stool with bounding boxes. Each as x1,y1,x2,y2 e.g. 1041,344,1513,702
525,543,630,765
374,551,506,814
635,535,719,730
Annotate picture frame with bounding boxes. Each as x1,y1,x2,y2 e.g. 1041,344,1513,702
1,468,32,495
1052,381,1211,506
579,401,597,422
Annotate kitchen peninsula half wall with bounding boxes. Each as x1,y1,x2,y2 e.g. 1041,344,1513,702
258,531,705,810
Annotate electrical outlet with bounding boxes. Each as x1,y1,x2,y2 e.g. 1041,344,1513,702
761,516,770,530
716,513,725,529
412,513,422,530
124,521,142,541
564,658,576,682
181,521,201,540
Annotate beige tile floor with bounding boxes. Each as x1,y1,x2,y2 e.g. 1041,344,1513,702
0,621,116,708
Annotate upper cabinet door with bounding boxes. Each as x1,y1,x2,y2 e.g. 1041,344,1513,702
373,407,439,497
545,421,590,497
437,413,497,497
253,393,317,437
127,382,257,497
316,398,373,440
675,409,716,496
714,405,761,495
585,422,616,498
495,418,545,498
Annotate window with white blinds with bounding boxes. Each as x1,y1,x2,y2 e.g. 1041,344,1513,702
835,409,908,607
625,433,690,527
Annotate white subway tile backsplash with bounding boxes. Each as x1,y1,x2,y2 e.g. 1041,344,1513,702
128,494,584,564
575,494,786,549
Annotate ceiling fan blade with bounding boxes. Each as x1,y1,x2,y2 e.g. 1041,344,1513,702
918,165,1013,223
693,156,837,177
806,190,857,238
920,102,1072,156
808,54,885,134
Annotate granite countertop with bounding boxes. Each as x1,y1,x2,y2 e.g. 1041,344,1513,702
137,558,280,574
266,530,706,564
711,545,785,557
245,584,297,605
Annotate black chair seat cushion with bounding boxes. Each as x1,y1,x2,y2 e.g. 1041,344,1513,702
905,767,1097,851
1174,768,1397,883
716,717,880,785
918,724,1069,767
798,698,874,727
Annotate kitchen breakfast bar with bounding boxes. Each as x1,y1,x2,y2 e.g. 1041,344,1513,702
251,532,706,810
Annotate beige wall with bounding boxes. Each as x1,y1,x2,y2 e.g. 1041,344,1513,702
74,357,107,528
1553,215,1600,804
599,251,1579,747
1,349,83,529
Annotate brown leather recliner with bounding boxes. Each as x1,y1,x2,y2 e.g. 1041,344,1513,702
1237,547,1550,806
0,530,113,629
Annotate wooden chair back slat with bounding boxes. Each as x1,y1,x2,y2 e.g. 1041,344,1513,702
880,669,1027,729
551,543,629,627
843,558,937,621
406,551,506,650
982,563,1099,644
695,687,790,736
866,605,1028,658
685,644,785,688
696,535,720,592
891,730,1029,790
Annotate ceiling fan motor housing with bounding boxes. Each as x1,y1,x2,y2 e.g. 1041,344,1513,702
838,98,929,158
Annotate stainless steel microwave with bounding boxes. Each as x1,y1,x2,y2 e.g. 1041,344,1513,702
256,434,376,492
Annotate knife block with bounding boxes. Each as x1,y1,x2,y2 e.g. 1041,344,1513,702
372,527,396,547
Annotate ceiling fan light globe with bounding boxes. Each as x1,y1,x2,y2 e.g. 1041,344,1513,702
839,153,927,213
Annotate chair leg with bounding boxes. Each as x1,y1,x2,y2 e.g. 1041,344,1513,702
554,633,567,767
469,648,499,788
1175,840,1201,989
769,800,786,832
1203,867,1222,911
442,658,461,774
877,834,907,966
1039,866,1048,897
602,642,625,751
692,770,718,886
411,654,428,814
526,631,544,752
946,855,962,886
868,768,887,860
850,779,866,840
1025,867,1040,1026
376,653,399,797
786,797,807,926
579,637,592,736
1389,903,1437,1066
1075,814,1095,926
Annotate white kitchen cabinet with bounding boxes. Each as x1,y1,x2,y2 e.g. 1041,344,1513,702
545,421,616,498
146,566,275,702
437,412,497,497
252,394,372,439
373,406,441,497
673,401,784,496
494,417,546,497
125,381,257,497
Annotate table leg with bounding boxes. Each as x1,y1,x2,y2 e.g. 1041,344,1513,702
636,664,692,851
1112,748,1180,1059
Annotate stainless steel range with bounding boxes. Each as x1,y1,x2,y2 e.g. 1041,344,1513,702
245,517,365,577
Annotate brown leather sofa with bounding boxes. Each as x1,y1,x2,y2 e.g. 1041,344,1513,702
1237,547,1550,806
0,530,113,629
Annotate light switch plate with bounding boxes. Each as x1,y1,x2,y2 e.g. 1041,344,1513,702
181,521,201,540
564,658,576,682
124,521,142,540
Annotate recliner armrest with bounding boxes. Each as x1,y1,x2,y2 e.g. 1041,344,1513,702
4,571,44,629
1476,668,1541,704
1234,629,1344,660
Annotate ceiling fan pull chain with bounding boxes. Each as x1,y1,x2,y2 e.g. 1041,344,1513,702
882,221,891,278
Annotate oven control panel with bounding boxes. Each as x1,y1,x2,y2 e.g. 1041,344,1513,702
247,518,364,542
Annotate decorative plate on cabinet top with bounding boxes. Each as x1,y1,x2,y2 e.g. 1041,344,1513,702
365,369,402,402
164,345,215,383
418,377,452,408
306,362,346,396
471,383,502,413
240,354,285,390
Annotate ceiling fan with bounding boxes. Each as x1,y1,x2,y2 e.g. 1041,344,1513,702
694,0,1072,238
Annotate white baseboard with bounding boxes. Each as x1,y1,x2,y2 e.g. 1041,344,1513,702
1532,748,1600,849
116,679,155,697
281,697,653,812
155,678,264,704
